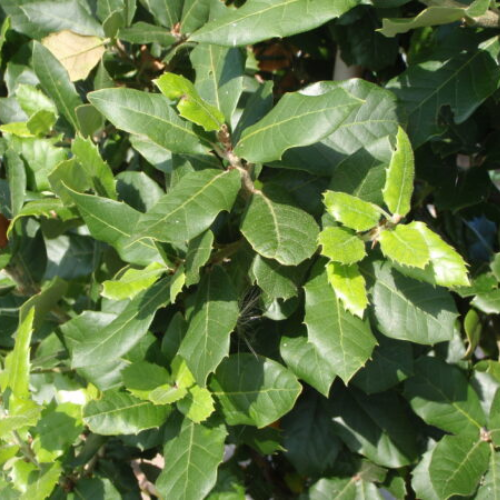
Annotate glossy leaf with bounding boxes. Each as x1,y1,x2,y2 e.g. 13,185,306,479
191,0,361,46
304,263,376,383
404,356,486,434
83,390,171,435
136,169,241,244
369,261,458,344
379,224,430,269
318,226,366,265
383,126,414,218
89,88,209,154
155,73,225,131
324,191,381,231
241,189,319,266
156,414,227,500
210,354,302,428
235,87,362,163
179,266,239,386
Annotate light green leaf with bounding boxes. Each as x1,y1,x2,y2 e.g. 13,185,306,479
185,230,214,287
118,22,176,45
41,30,105,82
170,265,186,303
155,73,225,132
429,433,490,499
83,390,171,435
487,388,500,446
156,413,227,500
122,361,171,400
369,261,458,344
472,289,500,314
66,278,171,368
318,226,366,264
387,36,500,147
412,221,470,287
88,88,209,154
0,398,42,435
326,262,368,318
404,356,486,434
102,263,166,300
5,149,26,218
136,169,241,244
191,0,361,46
0,122,34,138
304,264,376,383
379,0,489,37
379,224,430,269
190,43,244,123
324,191,381,232
210,354,302,428
71,135,117,200
15,83,57,117
66,188,162,266
280,332,336,397
234,87,362,163
241,189,319,266
177,386,215,423
179,266,239,386
383,126,414,218
464,308,482,359
0,308,34,399
19,462,62,500
411,446,440,500
31,41,82,131
26,109,56,136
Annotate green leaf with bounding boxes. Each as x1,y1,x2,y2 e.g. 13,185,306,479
411,446,440,500
156,414,227,500
31,41,82,131
318,226,366,265
464,308,482,359
122,361,171,401
487,389,500,446
71,135,117,200
241,188,319,266
19,462,62,500
179,266,239,386
326,262,368,318
404,356,486,434
185,230,214,287
83,390,171,435
472,290,500,314
369,261,458,344
190,43,244,123
251,255,304,300
378,224,430,269
26,109,56,136
177,386,215,423
66,278,171,368
140,0,182,28
136,169,241,244
0,398,42,435
282,392,340,477
383,126,414,218
352,334,413,394
155,73,225,132
387,36,500,147
429,433,490,499
476,450,500,500
304,264,376,383
210,354,302,428
324,191,380,231
412,221,470,287
66,188,162,266
41,30,105,82
21,0,104,37
88,88,209,154
5,149,26,218
118,22,176,45
280,331,336,397
191,0,361,46
234,87,362,163
15,83,57,117
0,308,34,399
180,0,211,34
102,262,166,300
330,386,418,468
379,0,489,37
170,265,186,303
